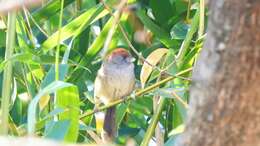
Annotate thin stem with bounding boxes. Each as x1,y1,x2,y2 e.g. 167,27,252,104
80,68,192,119
176,10,200,67
0,12,16,135
199,0,205,38
171,90,189,109
55,0,65,81
141,98,165,146
186,0,191,21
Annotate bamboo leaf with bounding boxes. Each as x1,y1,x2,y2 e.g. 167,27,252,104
42,4,108,51
27,81,73,134
56,86,80,142
140,48,168,88
32,0,75,23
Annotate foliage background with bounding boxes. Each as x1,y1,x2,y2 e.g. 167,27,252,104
0,0,206,145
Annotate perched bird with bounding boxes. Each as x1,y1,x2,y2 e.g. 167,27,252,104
94,48,135,141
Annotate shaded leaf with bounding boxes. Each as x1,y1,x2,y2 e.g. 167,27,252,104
44,120,70,141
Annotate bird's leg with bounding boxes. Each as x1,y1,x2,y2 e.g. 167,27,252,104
129,90,136,100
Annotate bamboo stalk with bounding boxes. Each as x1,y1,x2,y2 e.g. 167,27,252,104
55,0,64,81
0,11,16,135
199,0,205,38
141,98,165,146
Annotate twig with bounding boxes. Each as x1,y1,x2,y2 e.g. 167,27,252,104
80,68,192,119
86,130,103,144
171,90,189,109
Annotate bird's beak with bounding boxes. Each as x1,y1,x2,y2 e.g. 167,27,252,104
126,56,136,63
130,57,136,62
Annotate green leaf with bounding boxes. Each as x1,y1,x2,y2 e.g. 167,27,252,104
168,124,185,137
56,86,80,142
136,10,175,48
40,64,69,89
44,120,70,141
116,103,128,128
42,4,108,51
150,0,175,30
0,30,5,48
170,22,190,40
176,10,200,66
0,53,33,73
68,15,115,82
164,135,178,146
32,0,75,23
27,81,73,134
43,108,65,120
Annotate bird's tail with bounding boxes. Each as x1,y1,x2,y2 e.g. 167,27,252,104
103,106,116,141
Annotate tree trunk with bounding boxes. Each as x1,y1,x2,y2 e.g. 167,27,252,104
176,0,260,146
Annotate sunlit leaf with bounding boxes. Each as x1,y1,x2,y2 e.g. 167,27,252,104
27,81,73,134
168,124,185,137
39,94,50,110
140,48,168,88
56,86,80,142
42,4,108,51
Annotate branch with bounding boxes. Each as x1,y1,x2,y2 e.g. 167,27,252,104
80,68,192,119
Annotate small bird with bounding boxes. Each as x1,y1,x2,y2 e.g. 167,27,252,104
94,48,135,141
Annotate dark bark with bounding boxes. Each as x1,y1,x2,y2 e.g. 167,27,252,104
176,0,260,146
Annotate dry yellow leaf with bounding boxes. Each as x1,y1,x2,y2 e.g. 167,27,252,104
140,48,168,88
39,94,50,110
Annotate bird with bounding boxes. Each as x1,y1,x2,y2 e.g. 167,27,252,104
94,48,135,142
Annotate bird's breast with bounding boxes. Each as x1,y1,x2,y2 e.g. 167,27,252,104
95,63,135,104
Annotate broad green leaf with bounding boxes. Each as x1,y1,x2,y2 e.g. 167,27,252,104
150,0,175,30
181,45,201,70
42,4,108,51
44,120,70,141
40,64,69,89
129,97,153,116
0,30,5,48
0,53,33,73
168,124,185,137
27,81,73,134
171,22,190,40
32,0,75,23
43,108,65,120
56,86,80,142
16,16,33,52
68,15,115,82
116,103,128,128
172,101,183,128
174,0,189,14
164,135,178,146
